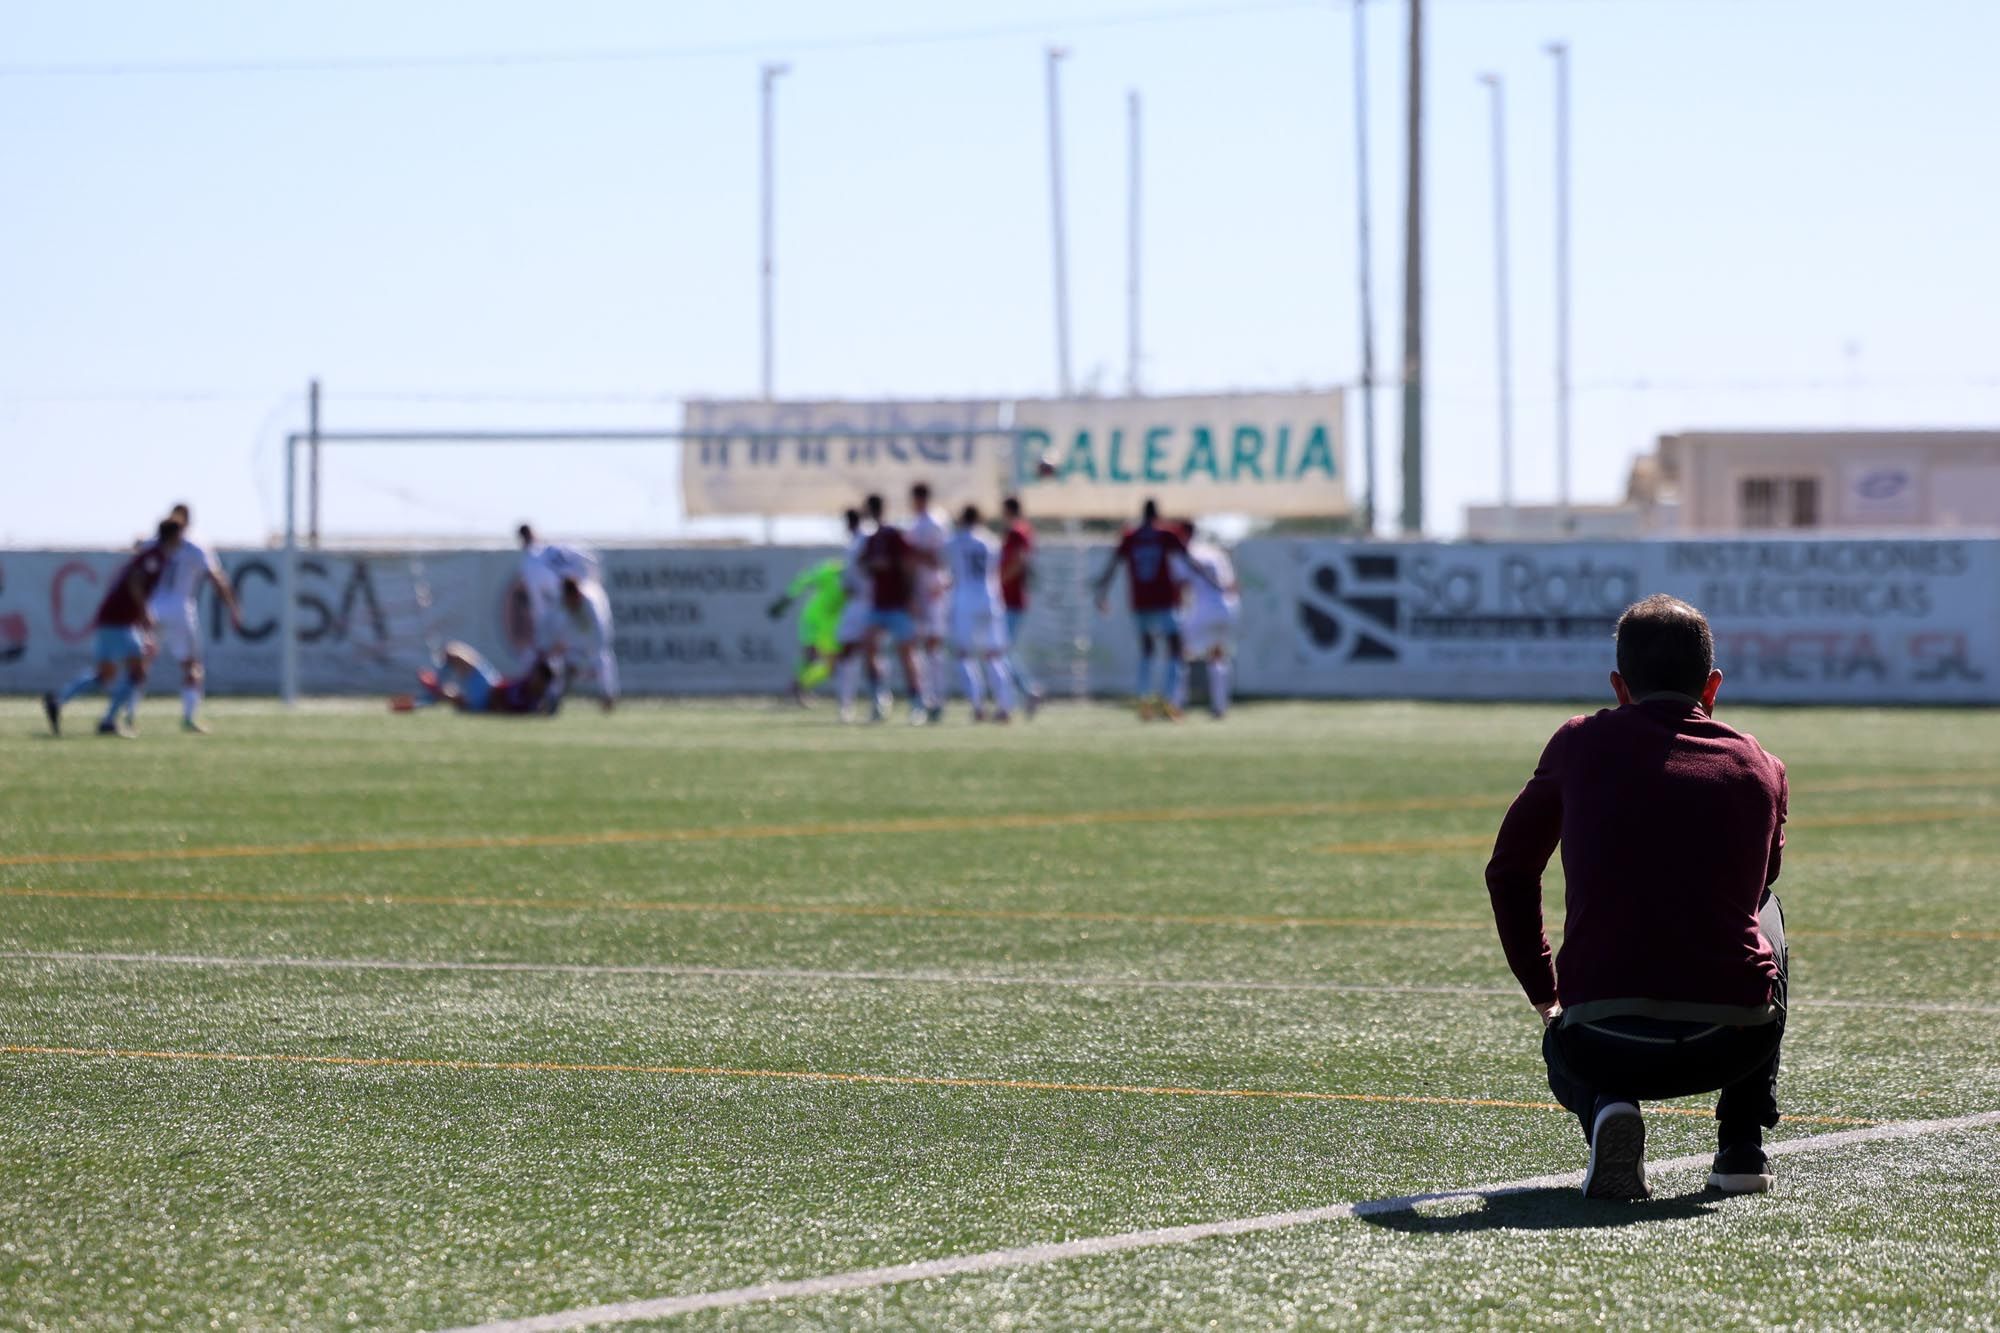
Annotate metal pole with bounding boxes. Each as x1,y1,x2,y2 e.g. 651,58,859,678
1481,73,1514,522
1126,89,1142,397
1351,0,1379,535
760,62,789,402
281,432,299,706
1547,41,1572,531
1398,0,1424,535
306,378,321,548
1046,47,1074,398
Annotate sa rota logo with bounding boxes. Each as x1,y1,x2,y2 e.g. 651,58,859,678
1297,551,1400,662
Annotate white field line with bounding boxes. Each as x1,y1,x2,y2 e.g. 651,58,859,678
4,951,1996,1016
440,1109,2000,1333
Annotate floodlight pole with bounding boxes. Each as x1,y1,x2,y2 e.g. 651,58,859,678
1046,47,1074,398
1547,40,1572,531
1351,0,1380,535
1481,73,1514,522
1398,0,1425,535
1126,89,1142,397
760,61,789,402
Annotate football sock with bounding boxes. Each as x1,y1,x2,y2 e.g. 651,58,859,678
182,687,201,722
1162,658,1183,707
1209,660,1231,715
986,659,1017,714
956,657,984,709
104,678,137,727
57,670,99,704
837,656,860,711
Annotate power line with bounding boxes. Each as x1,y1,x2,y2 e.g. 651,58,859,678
0,1,1321,79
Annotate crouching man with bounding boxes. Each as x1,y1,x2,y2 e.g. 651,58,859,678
1485,594,1789,1200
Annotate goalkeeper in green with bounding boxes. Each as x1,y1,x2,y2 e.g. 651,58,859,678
769,540,850,705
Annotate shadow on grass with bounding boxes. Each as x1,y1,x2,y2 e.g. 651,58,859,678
1360,1186,1723,1234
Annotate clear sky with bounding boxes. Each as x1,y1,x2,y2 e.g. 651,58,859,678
4,0,1997,546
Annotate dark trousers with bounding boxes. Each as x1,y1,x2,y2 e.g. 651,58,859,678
1543,891,1788,1143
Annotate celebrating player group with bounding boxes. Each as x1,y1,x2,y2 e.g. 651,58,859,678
775,487,1239,724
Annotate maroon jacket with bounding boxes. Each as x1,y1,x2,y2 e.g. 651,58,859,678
1485,697,1786,1013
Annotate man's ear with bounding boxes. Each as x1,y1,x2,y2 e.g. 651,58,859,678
1610,671,1633,706
1700,668,1723,713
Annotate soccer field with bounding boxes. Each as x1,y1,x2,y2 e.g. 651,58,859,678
3,698,1996,1330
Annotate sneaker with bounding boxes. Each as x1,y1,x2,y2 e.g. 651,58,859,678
1136,697,1157,722
42,691,60,736
1708,1143,1774,1194
992,711,1011,724
96,719,134,739
182,717,210,735
908,706,928,727
1160,701,1184,722
1581,1100,1649,1199
927,705,944,725
970,707,988,723
837,704,857,724
1024,689,1043,719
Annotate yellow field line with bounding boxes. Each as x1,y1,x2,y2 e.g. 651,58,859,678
0,795,1504,869
0,883,1991,941
0,1043,1874,1126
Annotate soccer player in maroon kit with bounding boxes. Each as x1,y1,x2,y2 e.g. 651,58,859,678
44,518,184,737
997,495,1043,716
1092,498,1211,720
1486,595,1789,1199
858,492,934,721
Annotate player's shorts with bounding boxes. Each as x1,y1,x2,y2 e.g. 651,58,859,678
1182,609,1239,659
93,625,147,663
452,648,502,712
1131,609,1179,639
868,608,916,645
836,597,873,647
950,603,1009,655
915,595,948,643
148,603,199,664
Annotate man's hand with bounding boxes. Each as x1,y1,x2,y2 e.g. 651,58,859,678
1534,999,1563,1028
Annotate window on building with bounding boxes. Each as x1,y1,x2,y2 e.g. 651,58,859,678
1739,476,1819,529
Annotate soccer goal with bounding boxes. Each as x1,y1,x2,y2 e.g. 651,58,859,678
274,425,1102,704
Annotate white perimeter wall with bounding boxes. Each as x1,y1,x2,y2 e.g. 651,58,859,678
1,537,1995,705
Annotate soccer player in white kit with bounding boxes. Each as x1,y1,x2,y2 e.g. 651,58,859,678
944,504,1019,722
905,481,951,722
516,525,618,710
832,506,889,723
1171,528,1240,719
144,503,243,733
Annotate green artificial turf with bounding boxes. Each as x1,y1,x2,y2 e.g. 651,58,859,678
1,698,1995,1330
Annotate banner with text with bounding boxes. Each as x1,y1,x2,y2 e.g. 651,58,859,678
1231,538,2000,703
1009,391,1347,520
681,400,1004,517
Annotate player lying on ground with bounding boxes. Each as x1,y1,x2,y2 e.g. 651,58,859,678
944,504,1018,722
1169,526,1240,720
1092,498,1215,721
139,503,244,734
391,642,566,716
43,518,183,738
516,525,617,710
767,513,856,706
1485,594,1789,1200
